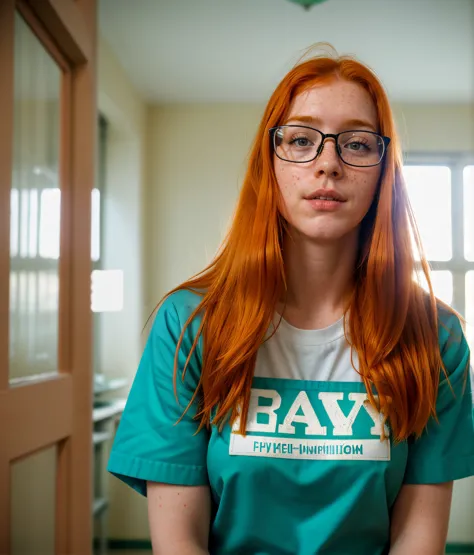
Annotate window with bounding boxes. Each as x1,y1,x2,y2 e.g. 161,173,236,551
403,166,452,261
9,115,110,379
10,186,101,262
464,166,474,261
403,157,474,351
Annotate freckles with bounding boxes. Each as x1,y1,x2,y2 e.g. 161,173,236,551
287,174,301,192
278,167,301,192
346,174,359,185
289,167,301,183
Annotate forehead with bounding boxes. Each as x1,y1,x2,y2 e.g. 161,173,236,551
287,80,378,129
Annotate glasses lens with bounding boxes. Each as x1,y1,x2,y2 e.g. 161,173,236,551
338,131,384,167
274,126,322,162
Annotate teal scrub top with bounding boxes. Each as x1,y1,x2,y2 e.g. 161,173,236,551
107,289,474,554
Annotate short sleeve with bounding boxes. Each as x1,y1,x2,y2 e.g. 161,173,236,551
107,290,209,496
403,311,474,484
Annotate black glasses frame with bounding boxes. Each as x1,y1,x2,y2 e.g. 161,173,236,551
269,125,391,168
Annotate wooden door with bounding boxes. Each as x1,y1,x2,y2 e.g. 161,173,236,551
0,0,96,553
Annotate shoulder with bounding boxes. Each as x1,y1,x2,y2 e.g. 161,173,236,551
437,305,470,379
148,288,205,356
158,288,204,324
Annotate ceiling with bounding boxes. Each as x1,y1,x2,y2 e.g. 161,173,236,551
98,0,474,104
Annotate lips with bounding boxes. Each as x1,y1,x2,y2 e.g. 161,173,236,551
310,195,343,201
304,189,346,202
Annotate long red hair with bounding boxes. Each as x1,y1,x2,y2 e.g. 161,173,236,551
161,48,452,442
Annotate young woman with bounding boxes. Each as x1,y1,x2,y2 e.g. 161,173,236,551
108,48,474,554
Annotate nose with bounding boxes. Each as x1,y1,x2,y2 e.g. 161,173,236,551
313,137,343,178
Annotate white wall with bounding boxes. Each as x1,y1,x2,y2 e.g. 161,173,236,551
97,36,149,539
392,102,474,154
146,104,263,304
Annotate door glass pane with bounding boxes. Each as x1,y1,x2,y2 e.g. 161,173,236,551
464,166,474,261
91,188,101,262
11,445,56,555
403,166,452,261
466,271,474,351
9,14,61,380
417,270,453,307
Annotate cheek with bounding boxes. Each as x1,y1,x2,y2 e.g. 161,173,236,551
274,163,303,220
275,163,301,196
348,170,379,211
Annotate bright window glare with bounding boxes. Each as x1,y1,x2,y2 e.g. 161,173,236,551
91,189,101,262
467,272,474,351
91,269,123,313
416,270,453,307
10,189,18,257
28,190,38,258
403,166,452,261
39,188,61,259
464,166,474,261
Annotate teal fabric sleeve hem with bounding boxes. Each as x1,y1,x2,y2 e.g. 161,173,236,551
107,451,209,497
403,453,474,484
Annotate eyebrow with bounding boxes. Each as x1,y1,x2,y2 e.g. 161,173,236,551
286,115,377,132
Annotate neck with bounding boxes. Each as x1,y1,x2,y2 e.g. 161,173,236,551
280,229,359,330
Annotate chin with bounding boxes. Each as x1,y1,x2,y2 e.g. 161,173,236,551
292,222,355,243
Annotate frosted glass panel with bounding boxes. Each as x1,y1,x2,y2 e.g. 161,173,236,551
9,14,61,380
11,446,56,555
403,166,452,261
464,166,474,261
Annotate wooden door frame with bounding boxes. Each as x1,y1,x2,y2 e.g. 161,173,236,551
0,0,96,553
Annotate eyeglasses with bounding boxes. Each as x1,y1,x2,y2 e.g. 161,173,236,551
269,125,391,168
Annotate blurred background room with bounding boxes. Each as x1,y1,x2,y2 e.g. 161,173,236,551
2,0,473,554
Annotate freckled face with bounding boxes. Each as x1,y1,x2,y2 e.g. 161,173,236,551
274,80,383,242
